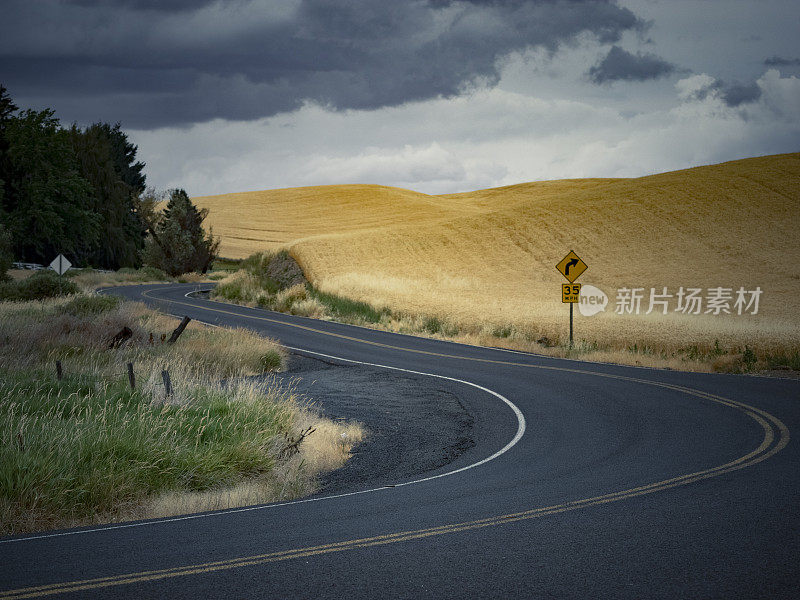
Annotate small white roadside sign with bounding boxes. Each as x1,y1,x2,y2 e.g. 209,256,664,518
49,254,72,276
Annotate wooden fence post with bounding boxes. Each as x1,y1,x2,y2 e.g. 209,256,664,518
127,362,136,390
56,361,63,380
167,316,191,344
161,369,173,398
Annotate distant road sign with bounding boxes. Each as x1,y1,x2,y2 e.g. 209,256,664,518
49,254,72,276
562,283,581,303
556,250,587,283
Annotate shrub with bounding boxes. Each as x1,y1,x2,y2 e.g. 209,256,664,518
742,345,757,371
241,250,306,293
273,284,308,313
0,270,79,301
214,271,261,304
423,315,443,334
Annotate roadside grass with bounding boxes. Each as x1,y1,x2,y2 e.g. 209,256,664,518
211,256,243,272
210,252,798,374
308,286,392,324
11,263,233,290
212,253,393,325
66,266,174,290
67,266,230,290
0,294,362,535
1,370,292,532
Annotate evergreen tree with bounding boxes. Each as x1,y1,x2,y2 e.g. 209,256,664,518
68,124,146,269
0,85,19,228
0,86,151,270
94,122,146,196
143,189,219,275
0,222,12,281
1,107,99,264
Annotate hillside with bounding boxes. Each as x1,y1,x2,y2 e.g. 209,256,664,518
195,153,800,355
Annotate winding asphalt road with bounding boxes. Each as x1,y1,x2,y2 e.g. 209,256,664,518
2,283,799,599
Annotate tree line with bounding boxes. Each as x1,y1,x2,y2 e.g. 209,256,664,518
0,85,218,277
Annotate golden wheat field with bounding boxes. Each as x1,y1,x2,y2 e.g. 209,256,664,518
195,153,800,359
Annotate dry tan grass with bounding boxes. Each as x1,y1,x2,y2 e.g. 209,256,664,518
0,296,286,377
196,153,800,365
6,269,33,281
0,296,364,533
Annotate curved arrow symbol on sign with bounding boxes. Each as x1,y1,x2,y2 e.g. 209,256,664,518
564,258,579,275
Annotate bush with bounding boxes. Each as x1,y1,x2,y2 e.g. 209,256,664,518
214,271,260,304
0,270,79,301
742,345,757,371
242,250,306,293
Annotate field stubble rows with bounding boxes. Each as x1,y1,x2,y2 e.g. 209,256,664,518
196,153,800,371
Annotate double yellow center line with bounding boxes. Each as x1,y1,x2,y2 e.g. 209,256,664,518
1,285,789,598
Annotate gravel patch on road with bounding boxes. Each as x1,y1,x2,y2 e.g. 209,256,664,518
267,353,476,495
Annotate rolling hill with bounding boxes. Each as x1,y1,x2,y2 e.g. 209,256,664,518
195,153,800,356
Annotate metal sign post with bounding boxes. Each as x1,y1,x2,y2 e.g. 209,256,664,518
556,252,588,348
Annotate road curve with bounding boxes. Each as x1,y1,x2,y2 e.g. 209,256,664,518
1,283,798,599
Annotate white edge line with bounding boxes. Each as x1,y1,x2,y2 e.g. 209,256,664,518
180,286,800,381
107,285,800,382
1,320,526,545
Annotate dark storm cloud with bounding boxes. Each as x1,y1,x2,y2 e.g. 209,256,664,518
764,56,800,66
587,45,676,84
680,76,762,108
720,81,761,107
0,0,642,128
63,0,222,12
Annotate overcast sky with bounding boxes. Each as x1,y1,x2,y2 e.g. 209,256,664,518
2,0,799,195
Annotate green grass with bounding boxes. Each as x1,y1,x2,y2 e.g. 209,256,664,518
60,293,122,316
211,257,243,272
0,369,293,529
214,273,258,304
765,350,800,371
308,285,391,324
0,293,298,533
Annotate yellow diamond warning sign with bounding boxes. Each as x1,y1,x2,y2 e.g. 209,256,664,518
556,250,588,283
